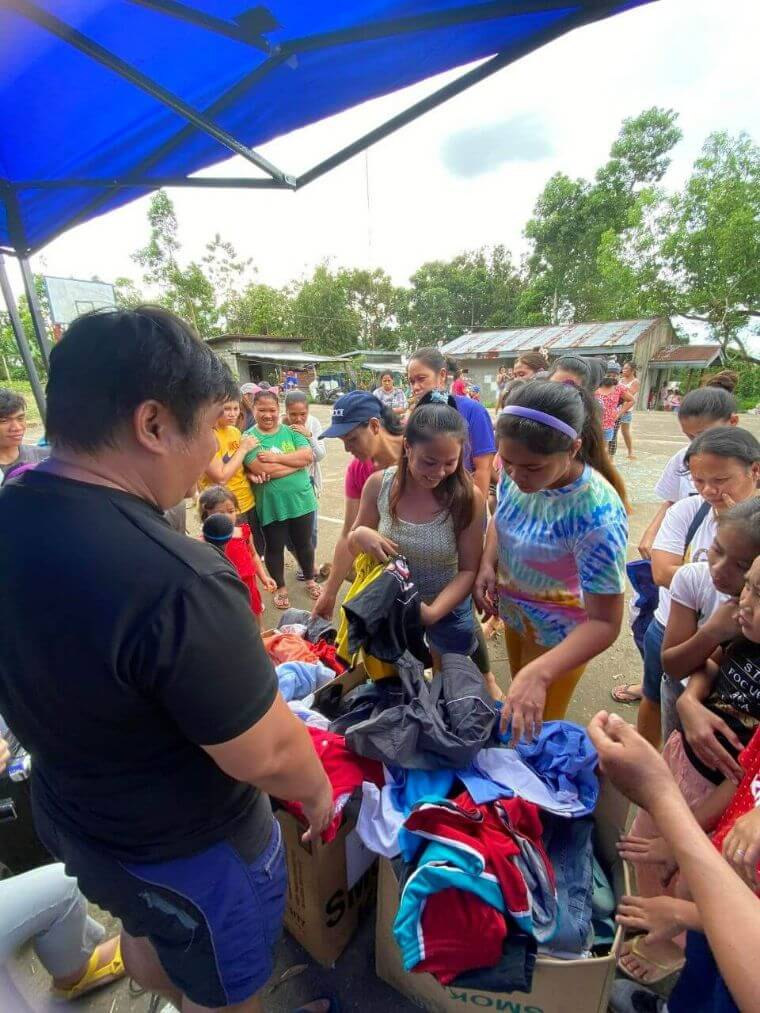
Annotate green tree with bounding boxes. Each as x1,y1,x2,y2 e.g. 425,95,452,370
341,267,401,350
290,264,361,356
661,131,760,355
226,282,292,335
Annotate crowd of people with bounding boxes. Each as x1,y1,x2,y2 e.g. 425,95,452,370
0,306,757,1013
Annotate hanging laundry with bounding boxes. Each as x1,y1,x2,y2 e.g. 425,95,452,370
279,728,384,842
344,652,498,770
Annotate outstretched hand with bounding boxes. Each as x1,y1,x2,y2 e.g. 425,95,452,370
587,711,677,813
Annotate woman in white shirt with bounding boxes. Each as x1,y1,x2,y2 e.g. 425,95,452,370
636,427,760,747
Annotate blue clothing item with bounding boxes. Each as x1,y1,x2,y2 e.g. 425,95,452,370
388,767,456,818
426,596,477,656
453,394,496,472
591,857,616,946
357,769,455,859
668,931,738,1013
540,814,594,957
393,838,506,972
603,427,615,442
626,559,658,660
275,660,334,702
642,618,665,703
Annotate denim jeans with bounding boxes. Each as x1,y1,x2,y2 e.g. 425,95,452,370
642,618,665,703
540,814,594,956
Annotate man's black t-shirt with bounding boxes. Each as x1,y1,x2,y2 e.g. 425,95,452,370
0,471,277,861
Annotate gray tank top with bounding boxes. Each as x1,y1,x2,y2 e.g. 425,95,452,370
376,466,458,603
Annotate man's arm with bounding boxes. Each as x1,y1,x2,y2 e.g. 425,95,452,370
589,712,760,1013
203,694,333,841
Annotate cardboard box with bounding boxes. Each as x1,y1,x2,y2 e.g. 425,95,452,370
276,807,377,968
375,779,631,1013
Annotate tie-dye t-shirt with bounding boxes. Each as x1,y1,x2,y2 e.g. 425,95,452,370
495,464,628,647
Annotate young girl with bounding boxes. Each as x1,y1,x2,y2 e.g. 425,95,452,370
618,542,760,985
636,428,760,747
548,354,600,391
617,361,640,459
283,390,326,574
348,395,486,675
199,486,276,624
475,380,629,742
243,389,318,608
595,374,634,448
615,375,741,705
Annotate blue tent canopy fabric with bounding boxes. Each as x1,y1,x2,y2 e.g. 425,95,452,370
0,0,655,255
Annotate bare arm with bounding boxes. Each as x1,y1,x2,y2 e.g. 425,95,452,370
311,497,360,621
639,501,672,560
590,711,760,1013
617,389,635,417
246,459,299,480
203,694,333,840
422,488,485,625
473,515,500,616
651,547,683,588
259,447,313,468
471,453,493,502
347,472,398,561
204,435,257,484
662,601,739,679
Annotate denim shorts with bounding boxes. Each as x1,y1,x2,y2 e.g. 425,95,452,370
642,618,665,703
426,596,477,656
603,427,615,442
33,804,287,1008
619,410,633,424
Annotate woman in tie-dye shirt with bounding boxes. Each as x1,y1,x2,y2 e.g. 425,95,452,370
475,379,628,743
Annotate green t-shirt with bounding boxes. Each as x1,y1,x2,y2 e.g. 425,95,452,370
243,425,317,526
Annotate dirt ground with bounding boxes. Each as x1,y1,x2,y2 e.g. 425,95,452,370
8,408,760,1012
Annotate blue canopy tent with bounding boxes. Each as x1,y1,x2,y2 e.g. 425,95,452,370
0,0,656,414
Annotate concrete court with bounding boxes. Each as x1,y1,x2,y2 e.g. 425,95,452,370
7,407,760,1012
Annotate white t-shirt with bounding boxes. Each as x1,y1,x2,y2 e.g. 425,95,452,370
654,446,696,502
653,496,716,626
668,562,730,626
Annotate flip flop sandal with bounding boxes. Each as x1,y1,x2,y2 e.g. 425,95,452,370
52,937,125,999
273,590,291,610
618,936,685,985
304,580,322,600
611,683,643,704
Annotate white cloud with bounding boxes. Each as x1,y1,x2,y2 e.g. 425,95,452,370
17,0,760,298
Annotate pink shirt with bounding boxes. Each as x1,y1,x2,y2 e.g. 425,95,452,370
345,457,376,499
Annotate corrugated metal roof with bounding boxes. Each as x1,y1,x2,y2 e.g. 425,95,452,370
649,344,722,367
240,350,359,363
443,318,665,357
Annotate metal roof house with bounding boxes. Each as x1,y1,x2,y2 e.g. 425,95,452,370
206,334,358,385
442,317,678,408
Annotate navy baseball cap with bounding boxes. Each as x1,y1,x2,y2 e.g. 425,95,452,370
320,390,385,439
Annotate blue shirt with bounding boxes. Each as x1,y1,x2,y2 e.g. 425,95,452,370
453,394,495,472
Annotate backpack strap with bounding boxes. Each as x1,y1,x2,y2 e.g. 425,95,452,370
684,500,711,554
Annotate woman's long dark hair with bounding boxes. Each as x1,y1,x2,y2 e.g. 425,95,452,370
684,427,760,469
497,379,630,510
408,346,458,378
515,351,548,373
680,377,738,422
548,354,596,390
390,401,475,535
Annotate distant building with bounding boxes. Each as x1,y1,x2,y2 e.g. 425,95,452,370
206,334,358,389
442,317,684,408
360,349,406,381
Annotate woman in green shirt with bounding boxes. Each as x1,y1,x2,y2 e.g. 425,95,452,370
244,390,318,608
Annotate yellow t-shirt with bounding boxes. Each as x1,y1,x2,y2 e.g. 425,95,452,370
199,426,254,513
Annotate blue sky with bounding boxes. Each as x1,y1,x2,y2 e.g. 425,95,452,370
23,0,760,319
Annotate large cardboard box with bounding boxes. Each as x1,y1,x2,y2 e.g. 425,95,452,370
375,779,631,1013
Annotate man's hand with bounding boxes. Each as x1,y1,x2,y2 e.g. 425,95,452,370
311,588,336,622
473,563,498,617
300,779,335,844
0,737,9,777
722,809,760,888
501,662,551,745
677,694,744,783
617,834,678,886
587,711,676,812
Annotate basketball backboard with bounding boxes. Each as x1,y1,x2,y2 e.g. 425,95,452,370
43,276,117,326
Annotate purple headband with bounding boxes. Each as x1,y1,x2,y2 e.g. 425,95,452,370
500,405,578,441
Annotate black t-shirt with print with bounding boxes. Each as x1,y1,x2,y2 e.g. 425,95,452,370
684,637,760,784
0,471,277,861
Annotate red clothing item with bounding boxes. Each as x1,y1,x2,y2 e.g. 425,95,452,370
345,457,376,499
310,639,346,674
712,726,760,881
281,728,384,842
596,385,624,430
223,523,263,615
262,631,318,665
417,889,505,985
451,378,468,396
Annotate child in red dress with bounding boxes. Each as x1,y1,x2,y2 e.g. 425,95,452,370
199,485,275,625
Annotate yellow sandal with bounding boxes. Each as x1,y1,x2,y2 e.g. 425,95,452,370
52,937,125,1000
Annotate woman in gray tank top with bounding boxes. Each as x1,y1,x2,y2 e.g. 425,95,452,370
348,394,485,665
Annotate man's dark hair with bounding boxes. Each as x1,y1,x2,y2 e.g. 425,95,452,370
46,307,230,452
0,389,26,420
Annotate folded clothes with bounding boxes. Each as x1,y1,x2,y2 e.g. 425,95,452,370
461,721,599,818
262,631,317,665
276,660,334,702
345,652,498,770
452,930,537,994
280,728,384,842
357,766,456,858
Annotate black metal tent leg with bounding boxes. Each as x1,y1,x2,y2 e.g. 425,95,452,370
18,257,52,368
0,254,47,420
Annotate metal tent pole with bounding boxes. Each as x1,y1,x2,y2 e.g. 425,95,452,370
0,254,46,420
18,256,52,368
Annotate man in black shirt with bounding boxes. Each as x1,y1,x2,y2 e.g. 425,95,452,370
0,308,333,1012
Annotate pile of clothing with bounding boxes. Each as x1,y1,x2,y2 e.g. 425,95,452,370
275,643,616,995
